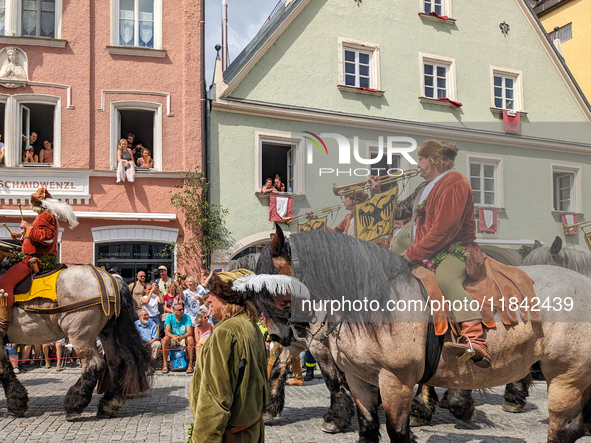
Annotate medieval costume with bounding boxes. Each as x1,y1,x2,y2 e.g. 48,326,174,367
332,189,368,236
392,140,491,368
189,269,269,443
0,188,78,335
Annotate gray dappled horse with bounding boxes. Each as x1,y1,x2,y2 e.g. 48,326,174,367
0,255,150,421
226,247,354,433
243,227,591,443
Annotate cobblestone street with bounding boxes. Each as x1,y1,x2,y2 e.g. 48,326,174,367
1,368,590,442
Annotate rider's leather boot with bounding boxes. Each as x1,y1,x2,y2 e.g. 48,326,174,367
0,303,13,336
444,320,491,368
287,356,304,386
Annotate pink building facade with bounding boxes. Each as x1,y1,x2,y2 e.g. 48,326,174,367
0,0,204,282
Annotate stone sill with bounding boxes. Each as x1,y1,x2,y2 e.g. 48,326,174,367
91,169,183,178
551,211,583,216
256,192,306,200
106,45,167,58
475,207,506,213
418,13,456,25
490,108,528,116
19,163,52,167
337,85,385,96
0,35,67,48
419,96,460,108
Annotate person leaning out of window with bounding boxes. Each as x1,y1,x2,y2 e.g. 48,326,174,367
262,178,278,194
23,146,38,163
39,140,54,165
136,146,154,168
116,138,135,183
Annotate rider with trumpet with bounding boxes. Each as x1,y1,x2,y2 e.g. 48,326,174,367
0,188,78,337
370,140,491,368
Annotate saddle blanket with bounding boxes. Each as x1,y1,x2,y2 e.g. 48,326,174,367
14,269,64,303
413,255,541,336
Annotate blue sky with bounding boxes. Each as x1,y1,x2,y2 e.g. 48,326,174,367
205,0,279,86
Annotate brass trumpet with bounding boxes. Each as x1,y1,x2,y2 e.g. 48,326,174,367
282,205,342,225
332,169,420,197
563,219,591,252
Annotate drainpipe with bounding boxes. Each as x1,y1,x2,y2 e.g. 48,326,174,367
200,0,210,271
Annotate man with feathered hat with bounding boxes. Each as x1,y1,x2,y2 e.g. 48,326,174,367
0,187,78,335
189,269,269,443
371,140,491,368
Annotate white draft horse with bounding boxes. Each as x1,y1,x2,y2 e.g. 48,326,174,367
241,227,591,443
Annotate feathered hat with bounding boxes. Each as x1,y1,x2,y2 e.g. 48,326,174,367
30,187,52,207
207,269,256,305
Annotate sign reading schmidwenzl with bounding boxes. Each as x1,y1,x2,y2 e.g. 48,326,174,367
0,172,90,202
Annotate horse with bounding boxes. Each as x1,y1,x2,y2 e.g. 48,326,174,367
412,236,591,425
0,258,151,421
226,248,355,433
241,226,591,443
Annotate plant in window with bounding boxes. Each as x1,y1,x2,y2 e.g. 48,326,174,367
167,162,232,260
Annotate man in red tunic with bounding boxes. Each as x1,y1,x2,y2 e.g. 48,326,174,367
371,140,491,368
0,188,78,336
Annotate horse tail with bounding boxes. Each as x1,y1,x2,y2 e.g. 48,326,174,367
102,281,151,394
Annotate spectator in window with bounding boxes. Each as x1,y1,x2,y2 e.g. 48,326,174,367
162,302,195,374
4,343,19,373
262,178,278,194
274,174,286,192
0,134,5,165
137,147,154,168
141,280,164,332
28,131,41,157
39,140,54,165
129,270,148,311
163,281,185,322
116,138,135,183
42,341,62,370
22,146,38,163
135,308,161,374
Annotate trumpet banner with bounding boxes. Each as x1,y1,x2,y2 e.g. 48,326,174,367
585,230,591,252
355,186,399,242
297,217,328,233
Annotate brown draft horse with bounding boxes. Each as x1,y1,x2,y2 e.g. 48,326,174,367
244,227,591,443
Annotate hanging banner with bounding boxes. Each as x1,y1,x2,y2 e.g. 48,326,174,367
297,217,328,233
355,185,399,242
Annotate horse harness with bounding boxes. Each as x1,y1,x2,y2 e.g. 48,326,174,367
19,265,122,317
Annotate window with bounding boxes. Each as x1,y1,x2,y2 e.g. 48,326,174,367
256,132,304,195
470,162,496,206
491,67,523,112
551,165,581,212
421,0,452,17
338,38,381,92
420,54,456,101
110,101,163,171
0,0,62,39
111,0,162,49
548,23,572,44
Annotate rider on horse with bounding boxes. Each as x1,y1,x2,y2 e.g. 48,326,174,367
0,187,78,337
371,140,491,368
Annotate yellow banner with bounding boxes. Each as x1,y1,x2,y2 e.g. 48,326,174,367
585,231,591,252
355,185,399,242
297,217,328,233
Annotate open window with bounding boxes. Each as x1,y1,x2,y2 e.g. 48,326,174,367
551,165,581,213
261,142,294,192
20,102,55,166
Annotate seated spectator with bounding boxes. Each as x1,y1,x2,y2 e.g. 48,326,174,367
135,308,162,373
183,276,201,325
162,302,195,374
39,140,54,164
136,147,154,168
116,139,135,183
42,341,62,370
22,146,38,163
141,281,164,332
194,311,213,354
261,178,278,194
0,133,5,165
22,344,42,368
274,174,286,192
162,281,185,322
4,343,19,373
125,132,139,161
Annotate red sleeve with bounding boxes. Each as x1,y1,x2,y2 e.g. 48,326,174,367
28,211,57,244
330,213,351,234
405,181,470,263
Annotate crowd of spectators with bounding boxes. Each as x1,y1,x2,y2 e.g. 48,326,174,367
20,132,55,165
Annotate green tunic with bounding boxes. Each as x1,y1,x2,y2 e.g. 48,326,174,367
189,314,269,443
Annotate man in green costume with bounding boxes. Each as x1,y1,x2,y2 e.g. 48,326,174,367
189,269,269,443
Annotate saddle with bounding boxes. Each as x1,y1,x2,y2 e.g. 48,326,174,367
413,255,541,336
14,264,68,301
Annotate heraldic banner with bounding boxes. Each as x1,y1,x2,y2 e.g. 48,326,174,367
297,216,328,233
354,185,399,242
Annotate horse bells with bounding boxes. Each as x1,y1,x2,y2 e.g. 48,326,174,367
0,289,6,306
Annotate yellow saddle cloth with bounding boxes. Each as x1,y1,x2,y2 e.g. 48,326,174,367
14,270,64,303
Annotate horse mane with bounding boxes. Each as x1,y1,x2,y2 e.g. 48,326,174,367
289,230,414,325
226,253,260,272
524,246,591,277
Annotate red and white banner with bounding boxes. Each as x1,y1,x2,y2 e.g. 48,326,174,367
478,208,497,233
503,110,520,134
562,213,578,235
269,195,293,222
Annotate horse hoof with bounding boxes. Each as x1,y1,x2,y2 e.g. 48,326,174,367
321,421,340,433
439,397,449,409
96,410,113,419
460,407,477,424
66,412,81,422
262,412,276,422
409,416,425,427
502,401,525,413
